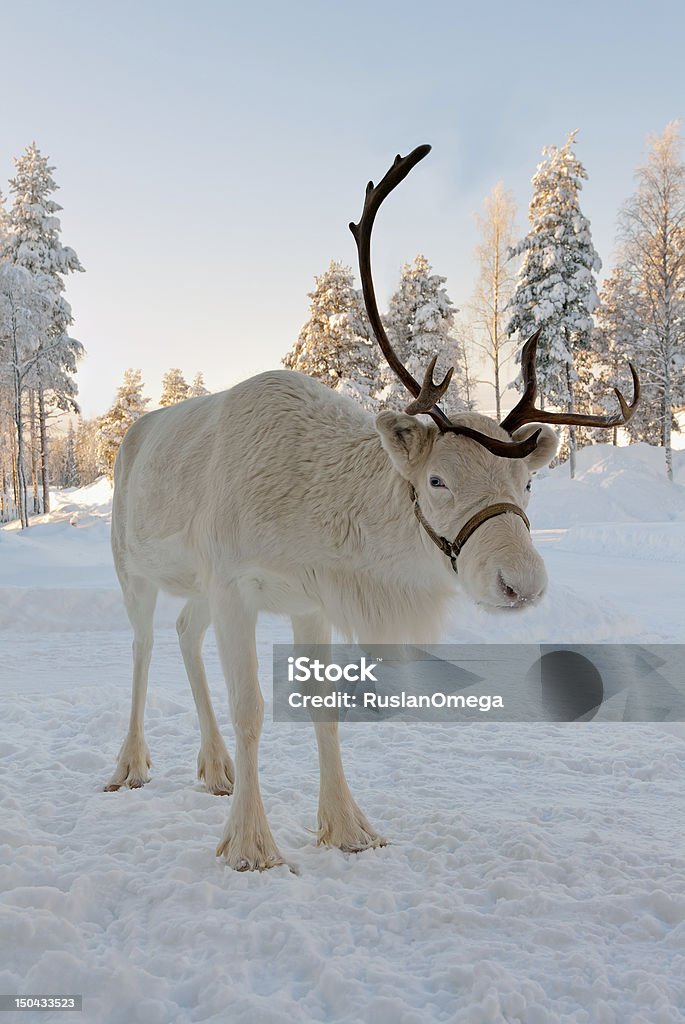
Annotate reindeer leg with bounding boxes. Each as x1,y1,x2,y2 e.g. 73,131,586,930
105,575,157,791
211,580,283,870
291,612,386,854
176,597,234,795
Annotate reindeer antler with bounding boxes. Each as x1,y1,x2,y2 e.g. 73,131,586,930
501,329,640,433
349,147,441,413
350,147,540,460
405,357,454,415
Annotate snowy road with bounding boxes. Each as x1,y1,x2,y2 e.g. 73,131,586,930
1,446,685,1023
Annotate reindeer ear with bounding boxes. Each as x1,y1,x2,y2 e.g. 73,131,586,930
375,411,433,478
511,424,559,470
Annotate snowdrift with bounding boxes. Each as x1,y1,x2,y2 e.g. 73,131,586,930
531,441,685,528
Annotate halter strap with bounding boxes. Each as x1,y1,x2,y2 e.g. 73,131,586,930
409,485,530,575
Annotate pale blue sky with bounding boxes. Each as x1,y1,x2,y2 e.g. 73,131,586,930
1,0,683,417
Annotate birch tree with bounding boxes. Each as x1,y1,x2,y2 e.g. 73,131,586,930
469,183,518,419
61,424,78,487
589,268,645,445
618,122,685,479
74,418,100,486
0,265,50,527
453,324,479,412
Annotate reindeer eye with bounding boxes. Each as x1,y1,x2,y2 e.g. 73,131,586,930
430,476,448,489
526,479,532,492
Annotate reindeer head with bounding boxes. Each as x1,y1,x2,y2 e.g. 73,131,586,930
350,146,640,609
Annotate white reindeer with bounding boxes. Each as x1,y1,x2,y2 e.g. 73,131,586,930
106,147,639,870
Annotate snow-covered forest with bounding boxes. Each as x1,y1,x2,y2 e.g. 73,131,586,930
284,127,685,479
0,140,210,519
2,126,684,527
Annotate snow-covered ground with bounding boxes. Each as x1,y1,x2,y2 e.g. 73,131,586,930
1,444,684,1023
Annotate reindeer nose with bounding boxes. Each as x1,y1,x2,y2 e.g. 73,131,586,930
497,571,545,608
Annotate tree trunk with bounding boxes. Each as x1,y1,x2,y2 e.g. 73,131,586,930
568,428,577,479
493,236,501,421
565,366,573,481
12,351,29,529
493,352,501,421
29,389,40,514
461,338,474,411
662,373,673,483
660,204,673,482
38,384,50,513
11,431,19,516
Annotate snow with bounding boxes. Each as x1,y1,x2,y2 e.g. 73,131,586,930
1,444,684,1023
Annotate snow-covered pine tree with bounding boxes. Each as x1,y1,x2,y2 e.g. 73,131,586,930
283,260,379,411
506,132,601,477
159,367,191,406
378,254,464,415
6,143,85,511
96,369,149,481
188,371,209,398
617,122,685,480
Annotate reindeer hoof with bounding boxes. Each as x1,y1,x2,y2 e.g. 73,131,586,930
105,738,151,792
216,820,284,871
198,748,234,796
317,801,387,853
104,776,148,792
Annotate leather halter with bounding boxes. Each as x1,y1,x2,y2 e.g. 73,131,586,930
409,485,530,575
